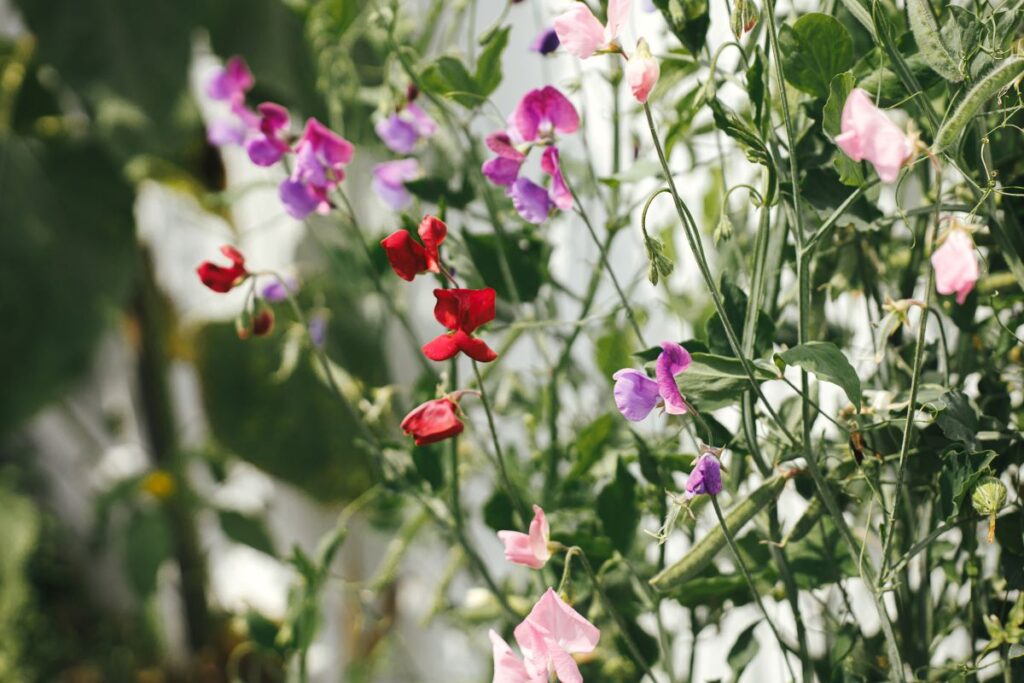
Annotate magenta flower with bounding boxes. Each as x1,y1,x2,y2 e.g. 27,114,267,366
498,505,551,569
834,88,914,183
553,0,632,59
375,103,437,154
531,27,561,55
685,452,723,498
279,118,355,219
207,57,253,105
541,147,572,210
372,158,422,210
612,341,692,421
511,86,580,143
513,588,601,683
482,132,527,186
931,224,980,304
246,102,292,167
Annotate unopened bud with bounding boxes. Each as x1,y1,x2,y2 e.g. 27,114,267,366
730,0,759,39
714,212,735,243
643,234,674,286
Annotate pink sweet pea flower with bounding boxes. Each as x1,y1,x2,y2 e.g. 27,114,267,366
489,631,546,683
246,102,292,167
279,118,355,219
554,0,633,59
498,505,552,569
513,589,601,683
931,225,980,304
625,38,659,103
541,147,572,211
207,57,253,105
511,86,580,143
834,88,913,183
613,341,691,421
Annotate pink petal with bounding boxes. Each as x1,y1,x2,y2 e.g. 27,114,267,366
527,505,551,564
541,147,573,211
498,531,546,569
486,131,526,161
553,5,606,59
625,53,659,103
605,0,633,43
539,87,581,136
931,229,979,304
836,88,912,183
489,630,545,683
521,588,600,655
655,342,691,415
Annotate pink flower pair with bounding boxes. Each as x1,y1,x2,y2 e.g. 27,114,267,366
489,588,601,683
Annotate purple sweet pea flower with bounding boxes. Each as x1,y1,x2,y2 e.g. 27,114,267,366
376,103,437,154
279,178,325,219
279,118,354,219
372,158,421,210
261,276,298,302
510,177,555,224
531,27,561,55
246,102,292,167
207,118,247,146
207,57,253,105
541,146,572,210
612,341,692,421
685,452,723,498
309,312,328,349
486,132,526,161
482,157,524,186
511,86,580,142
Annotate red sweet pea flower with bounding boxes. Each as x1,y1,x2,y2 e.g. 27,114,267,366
422,288,498,362
380,215,447,281
400,397,464,445
197,245,249,293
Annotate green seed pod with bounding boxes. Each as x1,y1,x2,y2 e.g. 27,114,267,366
649,475,786,593
906,0,962,82
780,495,825,546
933,56,1024,152
972,476,1007,543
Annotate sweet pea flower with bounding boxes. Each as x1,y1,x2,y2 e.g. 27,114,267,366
541,147,572,211
531,27,561,55
207,57,253,105
511,86,580,143
400,397,464,446
308,311,328,349
685,451,723,498
512,588,601,683
196,245,249,293
498,505,552,569
279,118,355,219
625,38,659,103
490,630,547,683
261,275,298,302
482,132,527,187
612,341,692,421
510,178,556,224
422,288,499,363
376,103,438,154
554,0,632,59
380,215,448,281
246,102,292,167
372,158,422,210
834,88,914,183
931,223,980,304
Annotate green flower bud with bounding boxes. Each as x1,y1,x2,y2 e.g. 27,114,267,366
972,476,1007,543
644,234,674,286
714,212,735,244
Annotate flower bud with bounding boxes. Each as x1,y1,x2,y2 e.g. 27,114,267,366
625,39,660,104
730,0,759,39
643,234,674,286
972,477,1007,543
714,212,735,244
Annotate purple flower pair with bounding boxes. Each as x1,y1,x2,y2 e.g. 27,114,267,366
612,341,692,421
481,86,579,224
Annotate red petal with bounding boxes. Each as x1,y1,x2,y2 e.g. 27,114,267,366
459,288,496,333
431,289,461,330
422,333,460,361
454,329,498,362
197,262,245,293
380,231,428,281
220,245,246,267
418,215,447,272
400,397,464,445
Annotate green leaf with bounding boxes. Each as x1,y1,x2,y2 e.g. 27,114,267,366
420,55,483,108
597,458,639,554
907,0,962,82
462,229,548,302
823,72,866,186
474,26,509,98
777,341,862,409
124,508,172,597
218,510,277,556
596,326,636,382
411,443,446,491
674,353,777,410
779,13,854,97
707,98,771,167
933,390,979,446
404,175,474,209
704,275,775,358
570,414,617,478
483,490,515,533
652,0,710,55
938,449,996,523
727,621,761,676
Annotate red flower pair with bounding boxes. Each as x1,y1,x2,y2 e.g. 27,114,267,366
197,245,249,292
380,215,447,281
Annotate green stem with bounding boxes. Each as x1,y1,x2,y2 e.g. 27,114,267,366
472,361,530,526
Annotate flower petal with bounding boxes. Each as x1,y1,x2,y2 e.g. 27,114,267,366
510,177,555,224
612,369,660,421
422,333,460,362
553,4,606,59
454,329,498,363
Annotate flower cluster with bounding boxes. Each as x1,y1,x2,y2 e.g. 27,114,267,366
205,56,356,220
372,89,438,210
612,341,692,421
482,86,578,224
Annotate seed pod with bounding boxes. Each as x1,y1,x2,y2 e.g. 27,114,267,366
971,476,1007,543
933,56,1024,152
906,0,961,82
649,475,786,592
781,495,826,546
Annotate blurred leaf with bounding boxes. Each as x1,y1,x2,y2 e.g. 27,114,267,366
728,621,761,676
420,55,482,108
218,510,276,556
777,341,862,409
484,489,515,533
405,174,474,209
462,229,547,302
570,414,617,478
653,0,710,55
779,13,855,97
596,326,635,383
124,508,171,597
474,26,509,98
705,275,775,357
597,458,639,554
411,443,446,491
934,390,979,446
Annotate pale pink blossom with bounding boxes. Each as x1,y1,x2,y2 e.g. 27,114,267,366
489,630,546,683
498,505,551,569
834,88,913,183
554,0,633,59
512,588,601,683
931,226,980,304
625,38,659,103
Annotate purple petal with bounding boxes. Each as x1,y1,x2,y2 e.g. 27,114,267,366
207,57,253,102
612,369,660,421
279,178,322,220
656,342,691,415
261,276,298,302
539,86,580,136
485,131,526,161
482,156,523,186
246,137,286,166
309,313,328,348
405,103,438,138
207,118,246,146
531,27,561,55
685,453,723,498
510,177,554,224
372,159,420,210
541,146,572,210
376,114,419,154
